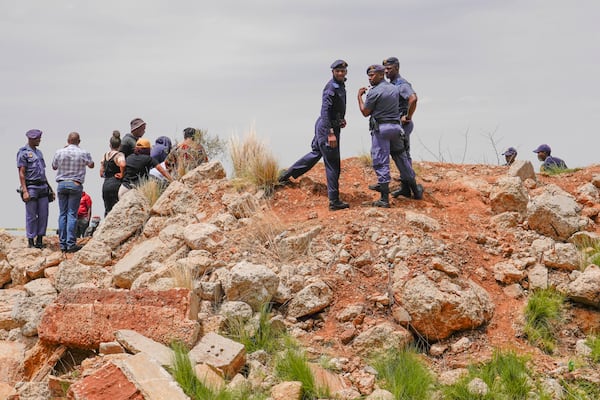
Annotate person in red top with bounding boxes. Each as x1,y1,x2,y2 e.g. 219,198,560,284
76,191,92,238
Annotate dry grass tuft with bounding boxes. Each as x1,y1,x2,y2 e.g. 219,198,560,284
136,177,166,206
169,264,198,290
229,128,279,194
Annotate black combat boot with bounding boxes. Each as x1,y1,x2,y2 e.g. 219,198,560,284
391,180,411,198
35,235,45,249
28,238,35,248
329,199,349,211
409,180,424,200
372,183,390,208
278,169,291,184
368,183,382,192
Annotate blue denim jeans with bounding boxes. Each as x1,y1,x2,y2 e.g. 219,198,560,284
57,180,83,250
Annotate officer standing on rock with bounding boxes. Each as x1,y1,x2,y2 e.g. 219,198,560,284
279,59,350,211
358,64,421,208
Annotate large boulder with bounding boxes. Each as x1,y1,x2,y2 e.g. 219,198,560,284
352,322,413,354
490,176,528,214
397,274,494,341
526,185,585,241
180,160,227,186
54,259,112,293
222,261,279,311
568,265,600,308
286,280,333,318
507,160,536,182
151,180,200,216
112,237,170,289
92,189,151,249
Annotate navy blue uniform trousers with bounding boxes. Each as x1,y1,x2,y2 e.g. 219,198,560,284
285,118,341,201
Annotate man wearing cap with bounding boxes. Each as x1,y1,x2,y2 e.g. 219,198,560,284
502,147,517,166
382,56,422,199
52,132,94,252
359,65,421,207
16,129,51,248
278,59,350,211
533,144,567,172
121,118,146,157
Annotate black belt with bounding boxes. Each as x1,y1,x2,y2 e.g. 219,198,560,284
378,119,401,124
25,180,47,186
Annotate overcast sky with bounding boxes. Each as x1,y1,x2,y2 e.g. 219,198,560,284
2,0,599,231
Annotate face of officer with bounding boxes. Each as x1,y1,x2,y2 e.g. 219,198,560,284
28,137,41,148
384,64,399,80
332,67,347,82
505,154,516,165
536,151,548,161
368,71,384,86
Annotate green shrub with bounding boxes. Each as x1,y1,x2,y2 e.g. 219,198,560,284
524,288,565,353
223,303,292,356
442,349,532,400
371,347,434,400
586,334,600,363
561,379,600,400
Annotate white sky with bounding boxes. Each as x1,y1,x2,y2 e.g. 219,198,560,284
2,0,599,230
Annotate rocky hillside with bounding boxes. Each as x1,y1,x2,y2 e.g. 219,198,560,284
1,158,599,399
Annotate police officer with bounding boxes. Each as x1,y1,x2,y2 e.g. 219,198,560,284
358,64,415,208
279,59,350,211
16,129,51,248
502,147,517,166
382,57,423,200
533,144,567,172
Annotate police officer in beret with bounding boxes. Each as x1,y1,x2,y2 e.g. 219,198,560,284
382,57,422,199
16,129,51,248
279,59,350,211
359,65,422,207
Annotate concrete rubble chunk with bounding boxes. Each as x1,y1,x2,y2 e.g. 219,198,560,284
92,188,151,249
113,352,190,400
112,237,171,289
0,340,26,384
67,361,145,400
151,180,200,216
286,280,333,318
115,329,175,367
194,363,225,391
188,332,246,378
38,288,200,349
271,381,303,400
0,289,26,330
180,160,226,186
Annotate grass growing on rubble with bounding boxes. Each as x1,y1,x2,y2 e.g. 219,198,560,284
442,349,532,400
170,342,269,400
136,176,167,206
274,349,329,400
523,288,565,354
223,302,291,355
229,128,279,195
371,347,434,400
575,236,600,269
587,334,600,363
